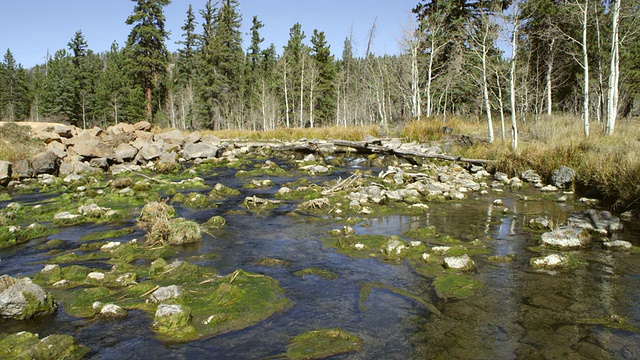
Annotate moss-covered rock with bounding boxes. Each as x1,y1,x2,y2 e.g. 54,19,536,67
286,328,362,360
167,218,201,245
203,215,226,229
153,304,196,340
432,274,482,300
0,331,89,360
0,276,56,319
293,268,338,280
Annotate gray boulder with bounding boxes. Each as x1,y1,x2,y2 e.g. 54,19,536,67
133,121,152,132
566,209,623,235
443,254,475,271
137,143,163,162
602,240,632,251
551,166,576,189
115,143,138,162
72,139,116,160
183,142,218,160
201,134,221,146
11,159,34,179
155,129,184,145
32,151,60,175
540,227,591,249
184,131,202,144
530,253,571,269
149,285,183,303
0,275,56,319
520,169,542,184
0,160,11,185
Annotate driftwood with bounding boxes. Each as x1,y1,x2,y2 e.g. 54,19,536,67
230,138,495,166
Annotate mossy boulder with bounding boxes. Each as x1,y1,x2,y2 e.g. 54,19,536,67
203,215,226,229
0,331,89,360
0,275,56,319
293,268,338,280
167,218,201,245
153,304,196,339
286,328,362,359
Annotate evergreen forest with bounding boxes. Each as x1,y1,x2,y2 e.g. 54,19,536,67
0,0,638,137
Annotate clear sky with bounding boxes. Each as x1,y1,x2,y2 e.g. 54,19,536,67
0,0,420,69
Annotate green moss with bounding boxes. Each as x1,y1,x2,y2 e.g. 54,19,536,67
203,215,226,229
0,226,17,248
0,193,12,201
167,218,202,245
208,183,241,199
79,227,136,242
487,255,515,263
577,314,640,333
286,328,362,360
293,268,338,280
172,192,211,208
403,226,437,239
21,290,56,319
254,258,291,268
152,305,196,340
359,282,441,316
432,274,482,300
0,332,89,360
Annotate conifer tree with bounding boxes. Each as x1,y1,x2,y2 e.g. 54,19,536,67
310,29,337,126
125,0,171,121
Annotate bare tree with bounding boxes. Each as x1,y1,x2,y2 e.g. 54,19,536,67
606,0,621,134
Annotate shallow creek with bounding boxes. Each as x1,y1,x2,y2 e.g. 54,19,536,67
1,157,640,359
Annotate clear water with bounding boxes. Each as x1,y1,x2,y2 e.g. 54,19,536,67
1,160,640,359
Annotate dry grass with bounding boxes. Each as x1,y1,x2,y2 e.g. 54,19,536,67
205,125,380,142
451,115,640,209
0,122,45,161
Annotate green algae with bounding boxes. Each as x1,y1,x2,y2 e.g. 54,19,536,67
432,274,482,300
403,226,437,239
359,282,441,316
0,193,11,201
577,314,640,333
0,226,17,248
208,183,241,199
293,268,338,280
254,258,291,268
0,332,90,360
79,227,136,242
203,215,226,229
285,328,362,360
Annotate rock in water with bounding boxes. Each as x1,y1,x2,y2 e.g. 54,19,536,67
566,209,623,235
540,227,591,249
551,166,576,189
0,275,56,319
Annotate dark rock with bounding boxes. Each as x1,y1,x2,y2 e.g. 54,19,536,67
31,151,60,175
566,209,623,235
551,166,576,189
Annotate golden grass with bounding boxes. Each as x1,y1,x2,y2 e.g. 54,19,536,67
204,125,380,142
452,115,640,209
0,123,45,162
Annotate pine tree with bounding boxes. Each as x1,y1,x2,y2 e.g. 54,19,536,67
176,4,200,84
0,49,30,121
125,0,171,121
283,23,308,127
310,29,337,126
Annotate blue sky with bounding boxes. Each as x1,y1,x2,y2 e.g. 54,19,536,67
1,0,419,68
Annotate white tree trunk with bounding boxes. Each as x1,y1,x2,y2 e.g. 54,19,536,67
546,39,554,116
606,0,620,135
582,0,590,137
481,41,495,143
510,19,519,150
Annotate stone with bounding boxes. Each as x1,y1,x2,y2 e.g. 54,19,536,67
87,272,105,281
153,304,192,331
183,142,218,160
530,253,570,269
149,285,183,303
551,166,576,189
0,160,11,185
540,227,591,249
384,236,406,255
100,303,127,317
520,169,542,184
133,121,152,132
32,151,60,175
443,254,475,271
89,157,109,170
540,185,558,192
529,217,554,230
10,159,34,179
115,143,138,162
0,276,56,319
100,242,121,252
566,209,623,235
72,139,116,160
494,172,510,184
137,143,163,162
155,129,184,145
184,131,202,144
53,211,81,221
201,134,221,145
78,203,105,216
602,240,632,251
432,246,450,255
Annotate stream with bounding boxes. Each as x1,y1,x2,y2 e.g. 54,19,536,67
1,155,640,359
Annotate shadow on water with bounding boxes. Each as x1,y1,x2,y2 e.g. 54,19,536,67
2,157,640,359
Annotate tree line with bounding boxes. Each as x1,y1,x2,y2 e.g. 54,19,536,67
0,0,638,142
